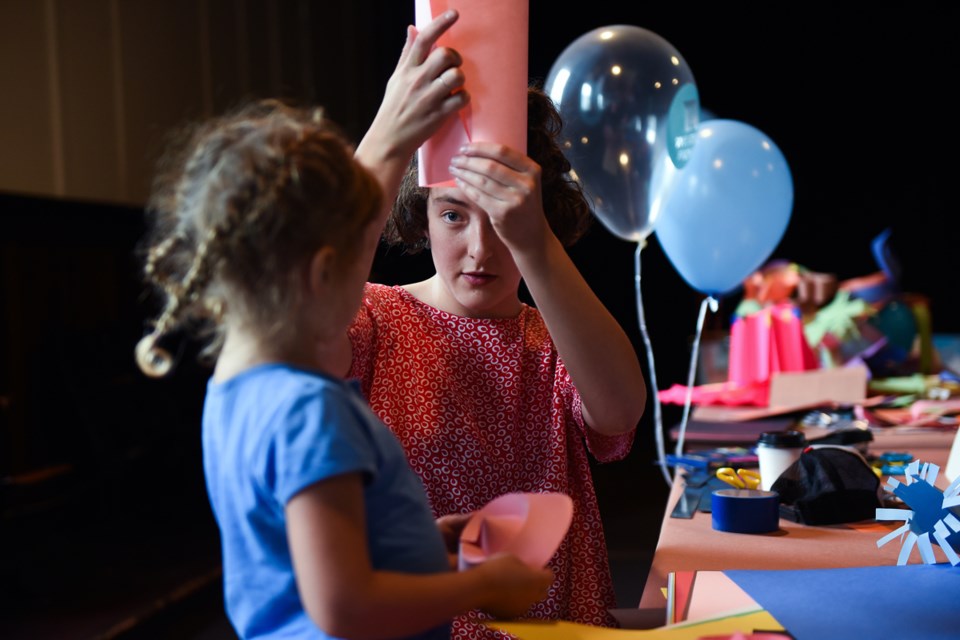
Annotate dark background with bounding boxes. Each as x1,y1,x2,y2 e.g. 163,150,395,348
1,2,955,635
367,1,957,463
3,2,953,484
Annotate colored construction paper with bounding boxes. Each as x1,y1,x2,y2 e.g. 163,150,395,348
485,610,785,639
459,492,573,570
658,381,770,408
415,0,528,187
658,366,866,412
726,563,960,640
766,366,867,407
667,570,696,624
728,304,818,388
698,634,789,640
728,312,771,387
667,570,762,626
685,571,762,622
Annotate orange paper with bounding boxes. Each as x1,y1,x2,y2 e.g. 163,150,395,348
415,0,529,187
681,571,762,623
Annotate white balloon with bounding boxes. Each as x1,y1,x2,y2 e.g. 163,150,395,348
546,25,700,242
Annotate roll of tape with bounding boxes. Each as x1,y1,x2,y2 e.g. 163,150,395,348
711,489,780,534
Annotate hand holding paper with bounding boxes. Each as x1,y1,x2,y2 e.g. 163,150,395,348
357,9,468,192
415,0,529,187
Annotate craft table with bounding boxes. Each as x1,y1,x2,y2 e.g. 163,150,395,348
634,427,957,614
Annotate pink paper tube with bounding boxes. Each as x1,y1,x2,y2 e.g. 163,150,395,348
415,0,529,187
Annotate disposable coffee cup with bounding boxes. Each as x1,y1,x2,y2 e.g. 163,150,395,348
756,430,807,491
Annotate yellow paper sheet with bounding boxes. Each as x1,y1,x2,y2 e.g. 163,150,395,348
485,610,784,639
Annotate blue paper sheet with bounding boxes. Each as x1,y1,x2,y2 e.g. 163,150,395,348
726,563,960,640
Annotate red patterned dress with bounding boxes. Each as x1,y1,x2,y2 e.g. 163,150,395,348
348,283,635,636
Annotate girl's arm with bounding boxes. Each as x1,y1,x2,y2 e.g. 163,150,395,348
286,473,553,639
449,144,647,436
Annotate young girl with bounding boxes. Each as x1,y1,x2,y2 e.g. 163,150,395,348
132,43,553,640
349,37,648,632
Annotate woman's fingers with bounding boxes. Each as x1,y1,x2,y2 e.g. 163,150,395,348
455,142,536,174
435,66,466,95
450,147,539,196
408,10,458,65
399,11,466,106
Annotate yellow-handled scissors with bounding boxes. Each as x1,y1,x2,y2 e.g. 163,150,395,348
716,467,762,490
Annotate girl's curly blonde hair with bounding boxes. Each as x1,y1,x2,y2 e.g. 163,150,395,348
135,100,382,377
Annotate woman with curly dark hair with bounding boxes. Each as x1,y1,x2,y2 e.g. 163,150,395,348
348,59,647,633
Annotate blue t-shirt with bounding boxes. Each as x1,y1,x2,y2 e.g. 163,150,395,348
202,364,451,639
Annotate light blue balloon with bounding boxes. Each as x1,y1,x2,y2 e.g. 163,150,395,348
653,119,793,296
545,25,700,242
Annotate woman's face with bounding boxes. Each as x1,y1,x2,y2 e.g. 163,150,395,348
423,186,522,318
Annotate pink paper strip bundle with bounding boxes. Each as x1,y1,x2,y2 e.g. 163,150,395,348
728,303,818,387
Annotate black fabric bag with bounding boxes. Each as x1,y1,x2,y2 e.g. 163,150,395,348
771,445,883,525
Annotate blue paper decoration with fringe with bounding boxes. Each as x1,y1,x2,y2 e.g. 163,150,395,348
876,459,960,565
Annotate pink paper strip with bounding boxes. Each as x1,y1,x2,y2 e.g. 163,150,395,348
770,303,808,373
729,304,817,388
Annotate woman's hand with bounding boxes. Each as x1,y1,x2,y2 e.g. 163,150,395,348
450,147,646,437
448,142,552,256
364,11,469,164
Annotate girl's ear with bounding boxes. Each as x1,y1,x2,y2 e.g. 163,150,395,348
307,246,336,294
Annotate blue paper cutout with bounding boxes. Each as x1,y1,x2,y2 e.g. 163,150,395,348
876,459,960,565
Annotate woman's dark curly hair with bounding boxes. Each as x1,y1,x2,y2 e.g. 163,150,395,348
386,84,593,252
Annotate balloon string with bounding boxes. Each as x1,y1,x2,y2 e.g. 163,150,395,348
673,295,718,459
634,242,672,487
